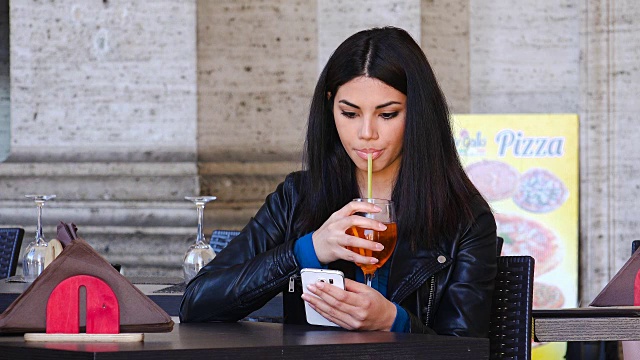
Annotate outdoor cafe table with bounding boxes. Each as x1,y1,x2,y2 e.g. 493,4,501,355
0,322,488,359
0,276,488,359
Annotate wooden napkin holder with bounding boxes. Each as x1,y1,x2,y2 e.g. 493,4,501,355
24,274,142,342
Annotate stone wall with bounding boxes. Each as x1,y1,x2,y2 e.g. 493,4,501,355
0,0,8,161
1,0,640,305
2,0,199,277
579,0,640,303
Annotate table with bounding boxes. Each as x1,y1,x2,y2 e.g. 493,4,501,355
533,308,640,360
533,307,640,342
0,322,489,359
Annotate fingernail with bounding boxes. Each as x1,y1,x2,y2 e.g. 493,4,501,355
315,281,325,289
376,244,384,250
370,258,379,264
373,205,382,211
379,223,387,230
307,284,317,292
301,294,308,301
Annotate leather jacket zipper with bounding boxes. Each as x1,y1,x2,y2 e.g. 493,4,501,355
288,274,300,292
424,275,436,325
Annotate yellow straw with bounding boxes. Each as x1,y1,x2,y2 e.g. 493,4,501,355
367,153,372,198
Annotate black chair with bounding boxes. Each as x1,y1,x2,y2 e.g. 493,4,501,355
489,255,535,360
209,230,240,254
496,236,504,256
0,228,25,279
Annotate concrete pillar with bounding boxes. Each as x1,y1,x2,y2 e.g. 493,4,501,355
0,0,8,161
469,0,580,114
422,0,470,114
317,0,421,73
580,0,640,303
195,1,317,231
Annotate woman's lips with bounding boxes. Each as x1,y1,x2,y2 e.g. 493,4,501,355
355,149,383,161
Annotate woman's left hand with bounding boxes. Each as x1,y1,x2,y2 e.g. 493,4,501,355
301,278,397,331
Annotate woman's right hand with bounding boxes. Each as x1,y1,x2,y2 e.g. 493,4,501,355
312,201,387,265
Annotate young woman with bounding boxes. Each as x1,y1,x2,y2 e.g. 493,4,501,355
180,26,497,336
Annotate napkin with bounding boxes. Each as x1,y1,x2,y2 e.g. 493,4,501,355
0,223,174,333
56,221,78,247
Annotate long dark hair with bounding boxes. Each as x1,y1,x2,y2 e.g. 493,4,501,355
298,27,481,249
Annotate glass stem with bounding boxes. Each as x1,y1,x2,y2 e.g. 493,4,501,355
364,273,374,287
196,203,205,244
36,201,43,244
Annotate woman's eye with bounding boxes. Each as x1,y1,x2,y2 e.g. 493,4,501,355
380,111,399,120
341,111,357,119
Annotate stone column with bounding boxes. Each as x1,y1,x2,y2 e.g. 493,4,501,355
317,0,421,72
0,0,8,161
196,1,317,230
421,0,470,114
580,0,640,303
469,0,580,113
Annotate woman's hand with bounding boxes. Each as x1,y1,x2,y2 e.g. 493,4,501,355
301,278,397,331
312,201,387,265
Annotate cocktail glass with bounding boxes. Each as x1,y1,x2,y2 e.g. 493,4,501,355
346,198,397,287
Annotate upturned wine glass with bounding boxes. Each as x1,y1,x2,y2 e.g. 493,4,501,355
183,196,217,283
22,194,56,282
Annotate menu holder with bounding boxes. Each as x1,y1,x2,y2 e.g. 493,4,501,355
0,224,174,334
590,248,640,306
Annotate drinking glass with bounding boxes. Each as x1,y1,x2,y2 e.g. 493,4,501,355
183,196,217,283
346,198,397,287
22,194,56,282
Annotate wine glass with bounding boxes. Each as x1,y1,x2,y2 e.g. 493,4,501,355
22,194,56,282
183,196,217,283
347,198,397,287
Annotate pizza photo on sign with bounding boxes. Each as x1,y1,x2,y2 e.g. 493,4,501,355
533,282,565,309
513,168,568,213
465,160,520,201
495,213,562,277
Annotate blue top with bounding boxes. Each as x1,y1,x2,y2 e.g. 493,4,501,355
294,232,410,333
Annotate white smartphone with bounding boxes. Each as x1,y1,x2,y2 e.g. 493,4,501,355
300,268,345,327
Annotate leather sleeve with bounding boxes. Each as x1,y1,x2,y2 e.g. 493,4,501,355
179,174,300,323
431,200,497,337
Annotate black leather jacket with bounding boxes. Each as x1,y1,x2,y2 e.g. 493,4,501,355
180,172,497,337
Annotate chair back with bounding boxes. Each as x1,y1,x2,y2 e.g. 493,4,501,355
0,228,25,278
496,236,504,256
632,240,640,256
209,230,240,254
489,255,535,360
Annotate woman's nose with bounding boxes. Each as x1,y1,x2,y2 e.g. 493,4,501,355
359,116,379,140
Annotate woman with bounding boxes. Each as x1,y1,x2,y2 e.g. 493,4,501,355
180,26,497,336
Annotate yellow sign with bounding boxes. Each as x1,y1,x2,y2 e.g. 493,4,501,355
453,114,579,359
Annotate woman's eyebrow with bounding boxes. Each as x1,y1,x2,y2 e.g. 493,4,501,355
375,101,402,109
338,100,360,109
338,100,402,109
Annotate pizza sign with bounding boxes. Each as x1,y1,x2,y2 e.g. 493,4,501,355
454,114,579,359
